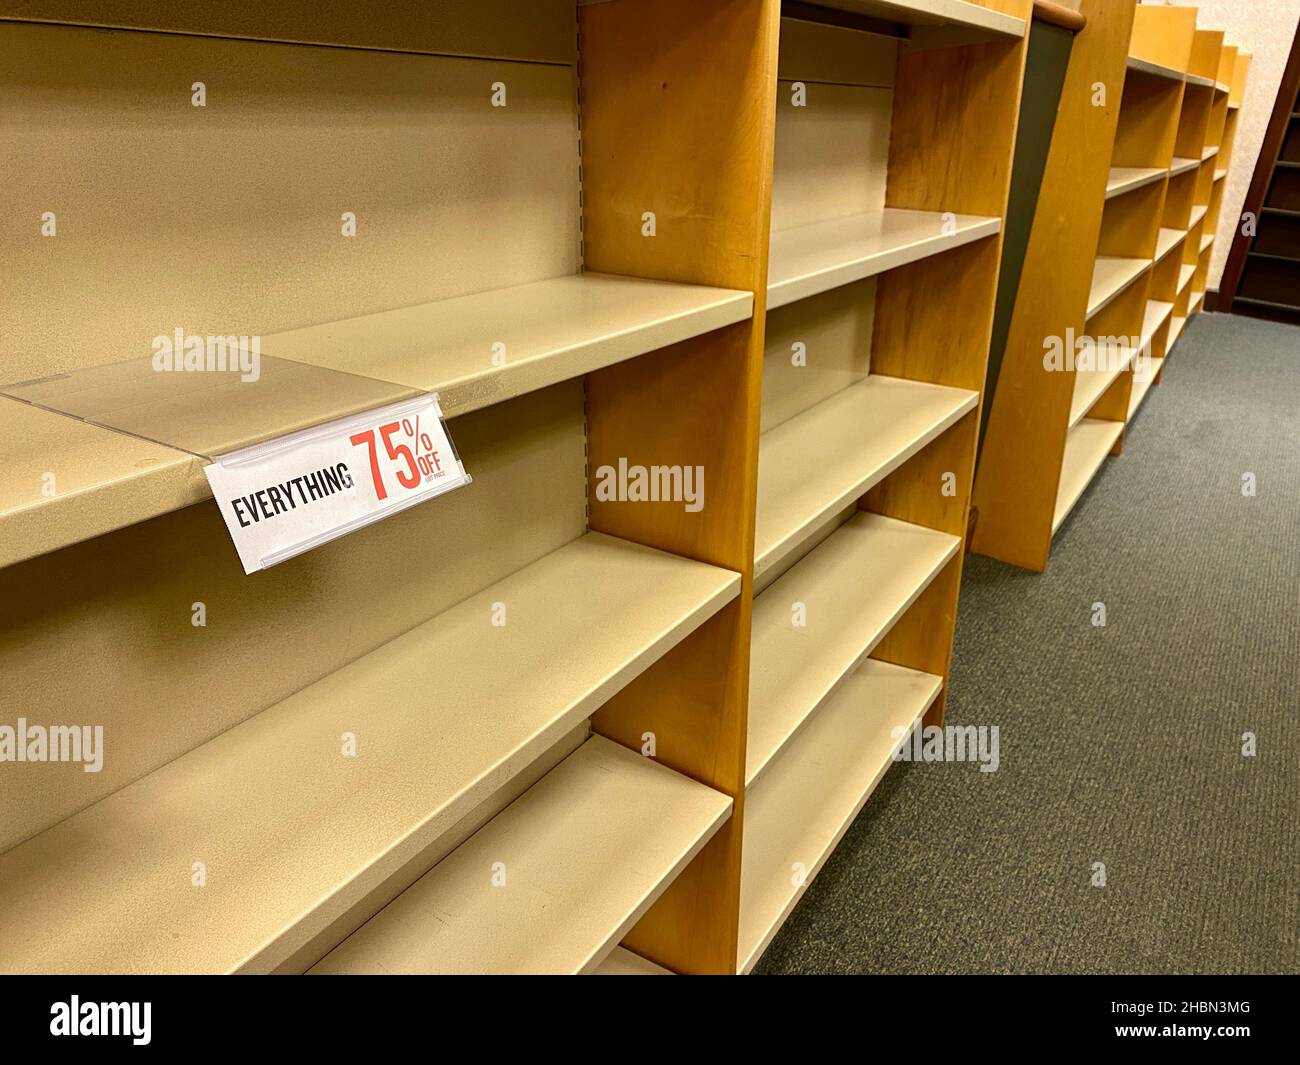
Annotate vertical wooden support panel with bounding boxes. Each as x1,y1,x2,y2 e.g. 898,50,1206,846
577,0,780,974
970,0,1134,572
1128,4,1198,75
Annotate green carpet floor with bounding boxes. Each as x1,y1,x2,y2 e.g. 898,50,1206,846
754,311,1300,975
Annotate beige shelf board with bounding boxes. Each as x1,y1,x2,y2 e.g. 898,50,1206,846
1127,357,1164,419
746,511,960,790
0,397,208,570
1191,291,1205,313
4,353,420,462
1155,227,1186,263
1214,80,1230,94
1201,145,1219,161
310,735,732,975
1189,204,1209,229
1170,156,1200,176
1228,101,1240,111
798,0,1026,39
1127,55,1186,82
1186,73,1215,89
767,208,1001,310
753,374,977,584
1178,263,1196,293
1053,418,1124,534
1086,256,1151,320
1105,166,1167,200
263,272,754,420
1144,299,1175,345
738,658,942,973
1200,232,1214,253
1214,167,1227,182
0,273,753,566
1069,347,1137,429
1169,314,1187,346
592,947,673,976
0,532,740,974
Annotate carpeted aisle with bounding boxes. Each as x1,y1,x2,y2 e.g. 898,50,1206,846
754,311,1300,975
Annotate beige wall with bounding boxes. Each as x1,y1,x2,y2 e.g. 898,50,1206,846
1161,0,1300,289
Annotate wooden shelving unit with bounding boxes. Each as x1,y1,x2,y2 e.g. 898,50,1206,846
0,0,774,976
9,0,1199,976
972,1,1250,572
734,0,1029,968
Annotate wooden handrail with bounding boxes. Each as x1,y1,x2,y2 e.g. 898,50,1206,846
1033,0,1086,33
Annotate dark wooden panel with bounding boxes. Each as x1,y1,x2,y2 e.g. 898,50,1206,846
1239,255,1300,307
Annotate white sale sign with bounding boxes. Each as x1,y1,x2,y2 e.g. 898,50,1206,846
203,393,471,573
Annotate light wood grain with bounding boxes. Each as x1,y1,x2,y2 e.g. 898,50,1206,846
579,0,781,975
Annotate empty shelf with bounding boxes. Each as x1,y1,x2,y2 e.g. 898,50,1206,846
0,532,740,974
592,947,673,976
753,375,978,582
1069,347,1137,428
1191,291,1205,313
0,397,206,570
1053,418,1124,533
263,272,754,420
0,273,753,568
1155,228,1185,263
310,735,731,975
1169,314,1187,345
1144,299,1175,344
1069,304,1171,430
738,659,942,973
1170,156,1200,176
1200,232,1214,252
1201,147,1219,163
1186,73,1215,89
800,0,1026,39
1087,256,1151,319
1105,166,1166,199
1127,55,1186,82
767,208,1001,310
1214,167,1227,182
1127,357,1164,418
1178,263,1196,293
747,511,960,789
